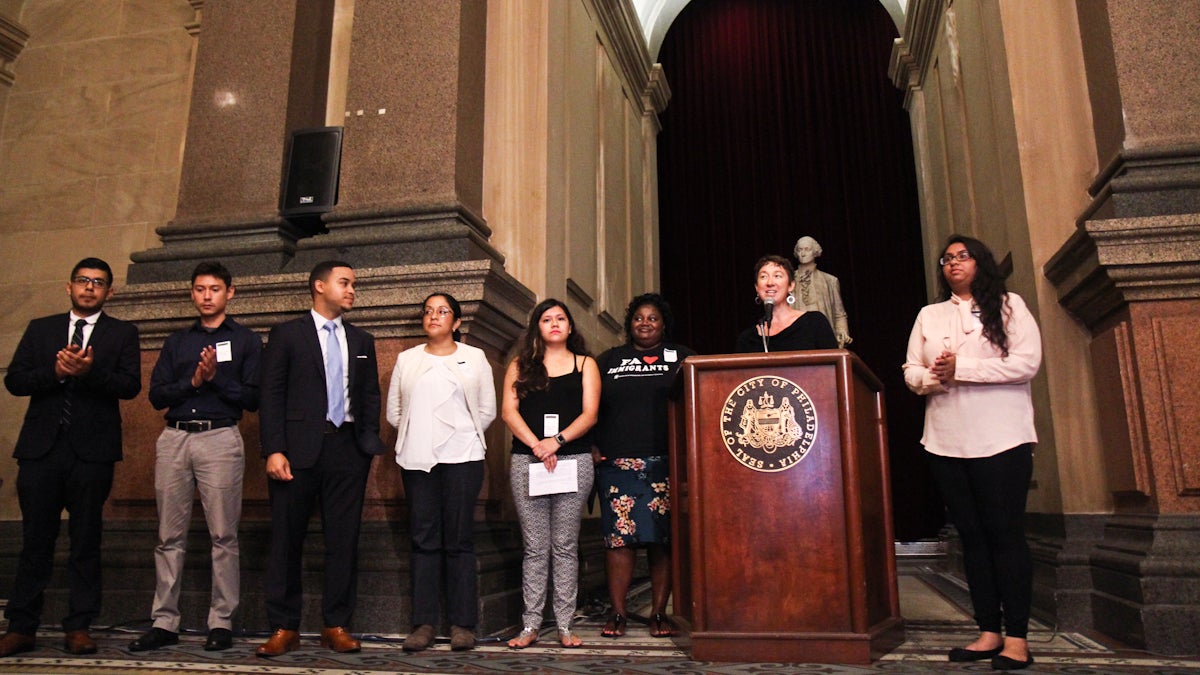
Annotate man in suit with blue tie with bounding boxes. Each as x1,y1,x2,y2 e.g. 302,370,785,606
255,260,385,657
0,258,142,657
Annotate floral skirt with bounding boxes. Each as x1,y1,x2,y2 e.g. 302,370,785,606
596,455,670,549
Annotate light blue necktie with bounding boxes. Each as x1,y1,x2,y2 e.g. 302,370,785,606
324,321,345,426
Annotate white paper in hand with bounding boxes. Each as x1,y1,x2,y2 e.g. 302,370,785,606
528,458,578,496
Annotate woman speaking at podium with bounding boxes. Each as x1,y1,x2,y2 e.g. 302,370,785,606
735,254,837,353
903,235,1042,671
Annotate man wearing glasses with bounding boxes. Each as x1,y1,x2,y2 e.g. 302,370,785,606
0,258,141,657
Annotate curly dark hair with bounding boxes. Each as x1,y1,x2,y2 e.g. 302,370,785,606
936,235,1011,356
514,298,590,398
622,293,675,345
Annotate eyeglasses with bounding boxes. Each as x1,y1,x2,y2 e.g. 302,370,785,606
72,276,110,288
938,251,972,266
423,307,453,317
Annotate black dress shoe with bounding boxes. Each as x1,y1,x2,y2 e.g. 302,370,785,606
128,627,178,652
992,653,1035,670
947,645,1002,662
204,628,233,651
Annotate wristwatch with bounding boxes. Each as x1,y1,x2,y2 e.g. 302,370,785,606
554,433,566,446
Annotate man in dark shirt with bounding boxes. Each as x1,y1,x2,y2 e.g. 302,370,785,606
127,262,262,653
0,257,141,658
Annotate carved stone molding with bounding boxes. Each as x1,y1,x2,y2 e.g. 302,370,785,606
185,0,204,36
585,0,667,116
1044,212,1200,330
0,13,30,88
887,0,945,105
1081,144,1200,222
110,259,534,354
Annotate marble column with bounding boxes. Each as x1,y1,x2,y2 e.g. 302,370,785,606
290,0,501,271
1045,0,1200,655
128,0,335,282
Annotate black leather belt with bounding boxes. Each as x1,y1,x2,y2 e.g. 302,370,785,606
169,419,237,433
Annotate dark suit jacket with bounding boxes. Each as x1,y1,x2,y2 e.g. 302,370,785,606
258,314,385,469
4,312,142,462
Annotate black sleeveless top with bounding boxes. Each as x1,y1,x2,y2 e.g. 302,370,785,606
511,355,592,456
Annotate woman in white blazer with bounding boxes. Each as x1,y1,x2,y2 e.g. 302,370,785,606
387,292,496,653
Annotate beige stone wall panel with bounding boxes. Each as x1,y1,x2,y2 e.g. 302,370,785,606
117,0,196,36
21,0,122,46
998,0,1108,513
2,124,157,187
59,31,191,86
107,74,189,130
95,169,181,228
0,178,96,231
561,3,599,311
3,82,107,139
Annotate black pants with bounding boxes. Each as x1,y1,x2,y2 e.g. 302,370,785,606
264,425,372,630
401,460,485,628
6,430,114,634
926,444,1034,638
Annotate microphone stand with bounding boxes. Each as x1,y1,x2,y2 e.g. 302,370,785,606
760,300,774,352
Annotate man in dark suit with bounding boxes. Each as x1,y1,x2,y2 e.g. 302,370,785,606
255,260,385,657
0,257,142,658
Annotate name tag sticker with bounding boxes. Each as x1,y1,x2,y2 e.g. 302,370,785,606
215,341,233,362
543,413,559,437
664,348,678,362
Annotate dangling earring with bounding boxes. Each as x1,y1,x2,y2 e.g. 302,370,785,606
786,294,796,305
754,295,762,305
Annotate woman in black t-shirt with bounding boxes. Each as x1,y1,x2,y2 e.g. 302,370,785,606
594,294,695,639
501,299,599,649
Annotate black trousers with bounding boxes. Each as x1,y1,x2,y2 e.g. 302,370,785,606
401,460,485,628
6,429,114,634
264,425,372,630
927,443,1034,638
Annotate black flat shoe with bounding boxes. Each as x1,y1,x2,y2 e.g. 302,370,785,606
204,628,233,651
992,653,1035,670
128,627,178,652
947,646,1002,662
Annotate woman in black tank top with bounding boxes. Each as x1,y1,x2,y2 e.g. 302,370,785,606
501,299,600,649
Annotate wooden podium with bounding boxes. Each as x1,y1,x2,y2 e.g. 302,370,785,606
668,350,904,664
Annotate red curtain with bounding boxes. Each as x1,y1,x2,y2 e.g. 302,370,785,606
657,0,943,540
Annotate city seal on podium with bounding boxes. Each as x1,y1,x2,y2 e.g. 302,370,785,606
719,375,818,472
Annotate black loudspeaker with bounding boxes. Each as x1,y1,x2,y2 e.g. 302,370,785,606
280,126,343,217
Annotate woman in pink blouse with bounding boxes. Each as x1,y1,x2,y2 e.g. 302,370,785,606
903,235,1042,671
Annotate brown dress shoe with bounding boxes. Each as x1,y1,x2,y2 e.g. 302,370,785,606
64,630,97,655
450,625,476,651
255,629,300,657
0,632,36,658
402,624,435,652
319,626,360,653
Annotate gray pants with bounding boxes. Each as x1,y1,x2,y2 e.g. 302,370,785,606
509,454,595,631
151,426,244,631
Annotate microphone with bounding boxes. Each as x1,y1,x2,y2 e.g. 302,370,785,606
762,298,774,329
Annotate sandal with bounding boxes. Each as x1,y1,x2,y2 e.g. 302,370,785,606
650,612,675,638
558,627,582,648
506,627,539,649
601,613,627,638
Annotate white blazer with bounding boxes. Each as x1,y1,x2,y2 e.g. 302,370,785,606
386,342,497,471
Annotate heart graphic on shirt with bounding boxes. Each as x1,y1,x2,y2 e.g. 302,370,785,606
643,356,659,364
